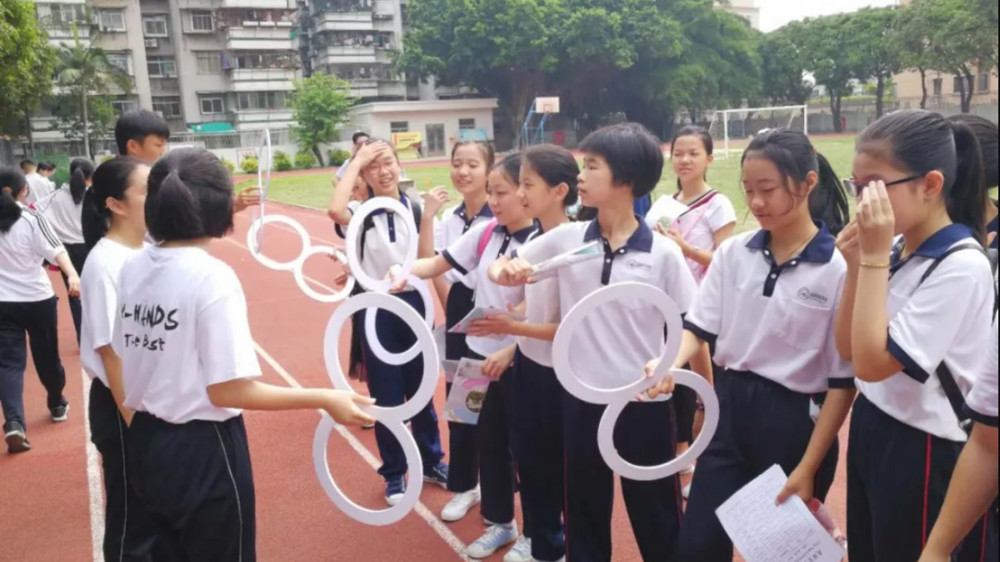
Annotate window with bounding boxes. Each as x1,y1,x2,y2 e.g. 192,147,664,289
111,99,138,115
189,11,214,32
933,78,943,96
978,68,991,93
236,92,286,111
196,52,222,74
458,118,476,130
106,53,132,75
953,75,972,94
97,9,126,32
143,15,169,37
46,4,86,27
152,96,182,119
146,57,177,78
200,95,225,114
390,121,409,133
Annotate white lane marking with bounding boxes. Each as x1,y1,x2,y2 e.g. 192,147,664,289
82,373,105,562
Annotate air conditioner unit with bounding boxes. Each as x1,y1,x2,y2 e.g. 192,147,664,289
144,38,158,48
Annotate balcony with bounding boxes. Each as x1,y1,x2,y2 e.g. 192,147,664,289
221,0,292,8
378,80,406,98
228,68,296,92
312,45,393,66
347,78,379,98
231,109,295,127
313,11,374,33
149,77,181,95
225,25,295,51
44,23,95,48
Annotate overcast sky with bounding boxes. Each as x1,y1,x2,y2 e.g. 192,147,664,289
759,0,899,31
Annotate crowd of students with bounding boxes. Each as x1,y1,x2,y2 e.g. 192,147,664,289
0,108,996,562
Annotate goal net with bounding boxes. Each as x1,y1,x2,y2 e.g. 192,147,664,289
706,105,808,158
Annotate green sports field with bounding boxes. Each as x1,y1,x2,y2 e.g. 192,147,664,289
240,136,858,233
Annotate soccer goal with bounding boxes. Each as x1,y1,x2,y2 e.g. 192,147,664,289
706,105,808,158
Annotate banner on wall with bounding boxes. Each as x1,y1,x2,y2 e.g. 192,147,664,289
458,129,489,142
391,132,423,160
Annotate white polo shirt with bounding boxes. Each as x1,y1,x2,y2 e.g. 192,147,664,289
339,194,422,292
435,202,494,288
685,224,854,394
35,189,85,244
519,228,561,367
646,190,737,283
443,220,536,357
80,238,144,386
0,206,64,302
114,246,262,424
966,281,998,428
856,224,995,442
513,219,698,389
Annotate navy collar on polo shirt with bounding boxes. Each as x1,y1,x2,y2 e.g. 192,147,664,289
364,188,409,217
746,221,836,264
583,216,655,253
493,222,537,244
454,201,493,220
891,223,974,266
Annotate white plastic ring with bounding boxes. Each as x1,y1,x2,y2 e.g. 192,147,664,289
247,215,309,272
344,197,418,293
363,276,435,365
293,245,356,304
552,281,720,482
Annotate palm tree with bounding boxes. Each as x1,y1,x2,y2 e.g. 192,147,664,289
53,22,131,157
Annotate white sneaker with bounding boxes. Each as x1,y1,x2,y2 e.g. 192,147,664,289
441,486,481,522
467,521,519,559
502,536,532,562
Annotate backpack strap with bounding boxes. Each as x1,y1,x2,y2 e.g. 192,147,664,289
358,194,422,262
477,219,498,260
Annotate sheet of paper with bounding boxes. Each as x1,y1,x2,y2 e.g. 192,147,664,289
716,465,845,562
441,360,461,383
447,307,524,335
443,359,491,424
644,195,689,230
530,241,602,281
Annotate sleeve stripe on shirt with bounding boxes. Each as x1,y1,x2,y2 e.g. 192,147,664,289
966,407,999,428
441,250,468,275
26,209,62,248
828,377,857,389
887,333,930,384
683,318,718,347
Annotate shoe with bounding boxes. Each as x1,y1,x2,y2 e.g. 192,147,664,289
467,522,519,559
682,481,692,500
385,478,406,507
50,401,69,423
503,536,532,562
4,421,31,454
423,462,449,489
441,486,481,522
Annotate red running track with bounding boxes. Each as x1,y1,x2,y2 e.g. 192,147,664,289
0,201,850,561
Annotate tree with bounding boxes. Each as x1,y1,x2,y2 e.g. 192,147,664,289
794,14,856,133
289,72,355,166
53,23,132,157
758,23,814,105
919,0,996,112
846,7,901,118
52,94,117,147
895,0,935,109
0,0,57,151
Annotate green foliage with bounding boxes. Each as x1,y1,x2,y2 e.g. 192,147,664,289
844,7,902,118
758,24,813,105
294,151,317,170
52,95,117,144
289,73,355,167
273,150,293,172
328,148,351,166
221,158,236,174
0,0,57,139
240,157,259,174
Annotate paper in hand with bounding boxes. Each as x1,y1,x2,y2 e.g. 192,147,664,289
644,195,689,230
715,465,845,562
529,241,602,281
448,307,525,335
443,359,490,424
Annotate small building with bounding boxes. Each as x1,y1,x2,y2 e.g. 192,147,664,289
346,98,498,158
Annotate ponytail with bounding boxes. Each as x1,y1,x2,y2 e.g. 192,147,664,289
810,153,850,236
147,170,203,241
0,167,27,234
146,148,234,242
947,120,987,244
69,158,95,205
83,156,145,250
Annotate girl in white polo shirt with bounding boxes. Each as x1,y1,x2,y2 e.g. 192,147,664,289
36,157,94,343
116,149,375,561
328,139,449,507
837,109,996,562
649,129,856,561
401,153,536,560
0,166,79,453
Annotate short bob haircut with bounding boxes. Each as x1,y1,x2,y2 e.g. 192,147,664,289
578,122,664,198
146,148,234,242
115,110,171,156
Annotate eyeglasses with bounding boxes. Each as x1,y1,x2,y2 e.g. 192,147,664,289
843,175,924,198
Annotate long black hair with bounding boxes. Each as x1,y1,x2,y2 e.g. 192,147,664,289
82,157,145,249
859,109,987,244
522,144,580,208
69,158,96,205
742,129,850,235
948,114,998,190
146,148,234,242
0,167,27,234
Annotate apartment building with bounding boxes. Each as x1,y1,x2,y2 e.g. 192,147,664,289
718,0,760,30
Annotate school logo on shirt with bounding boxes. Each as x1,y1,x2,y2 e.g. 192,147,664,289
797,287,829,306
625,259,653,274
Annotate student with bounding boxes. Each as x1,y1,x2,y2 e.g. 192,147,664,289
36,158,94,343
0,167,79,452
948,114,998,250
493,123,699,562
337,131,372,180
476,144,580,562
415,141,495,524
645,129,854,561
918,277,998,562
399,153,534,560
328,139,448,506
115,148,375,561
20,159,51,206
113,110,259,214
836,109,996,562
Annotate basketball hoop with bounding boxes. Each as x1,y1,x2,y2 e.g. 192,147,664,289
535,97,560,115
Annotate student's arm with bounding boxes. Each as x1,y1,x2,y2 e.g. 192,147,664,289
421,188,452,303
919,423,999,562
207,379,375,425
491,230,562,286
834,221,861,360
53,251,81,297
29,212,79,296
468,315,559,341
665,222,737,268
96,346,133,424
327,141,390,225
404,256,453,285
777,387,857,504
481,344,517,380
